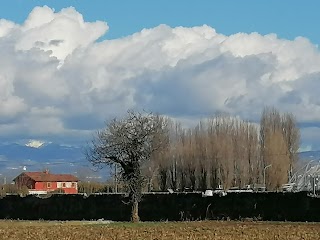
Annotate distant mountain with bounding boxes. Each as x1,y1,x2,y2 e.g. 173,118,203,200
299,151,320,161
0,142,317,183
0,142,96,181
0,142,84,162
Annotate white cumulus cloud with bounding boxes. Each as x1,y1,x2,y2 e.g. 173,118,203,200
0,6,320,148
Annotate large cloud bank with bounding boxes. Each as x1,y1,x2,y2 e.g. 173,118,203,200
0,6,320,148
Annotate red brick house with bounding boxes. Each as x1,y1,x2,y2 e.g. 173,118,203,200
13,170,79,194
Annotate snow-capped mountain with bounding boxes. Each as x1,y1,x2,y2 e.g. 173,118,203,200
0,142,84,163
0,141,93,181
25,140,46,148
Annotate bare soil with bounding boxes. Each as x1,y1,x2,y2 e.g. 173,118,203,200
0,220,319,240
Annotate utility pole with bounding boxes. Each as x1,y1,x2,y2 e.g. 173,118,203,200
263,164,272,190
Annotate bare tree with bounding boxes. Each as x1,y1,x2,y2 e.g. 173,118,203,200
195,121,209,191
264,130,290,190
281,113,300,179
148,107,298,192
86,110,168,222
246,123,260,185
260,107,300,188
151,146,170,191
260,107,282,170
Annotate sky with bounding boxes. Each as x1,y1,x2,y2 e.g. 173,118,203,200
1,1,320,150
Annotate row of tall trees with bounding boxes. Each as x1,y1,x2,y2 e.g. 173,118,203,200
87,107,300,222
150,107,300,192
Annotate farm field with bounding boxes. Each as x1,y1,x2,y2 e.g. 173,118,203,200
0,220,319,240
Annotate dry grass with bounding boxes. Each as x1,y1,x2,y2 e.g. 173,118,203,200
0,220,319,240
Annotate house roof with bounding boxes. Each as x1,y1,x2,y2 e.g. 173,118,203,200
14,172,79,182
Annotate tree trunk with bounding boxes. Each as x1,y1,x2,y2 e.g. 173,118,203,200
131,200,140,222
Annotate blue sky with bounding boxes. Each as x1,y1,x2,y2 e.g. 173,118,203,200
1,1,320,151
1,0,320,42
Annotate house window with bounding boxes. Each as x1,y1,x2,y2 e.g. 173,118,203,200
47,182,51,188
62,182,66,188
71,182,76,188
